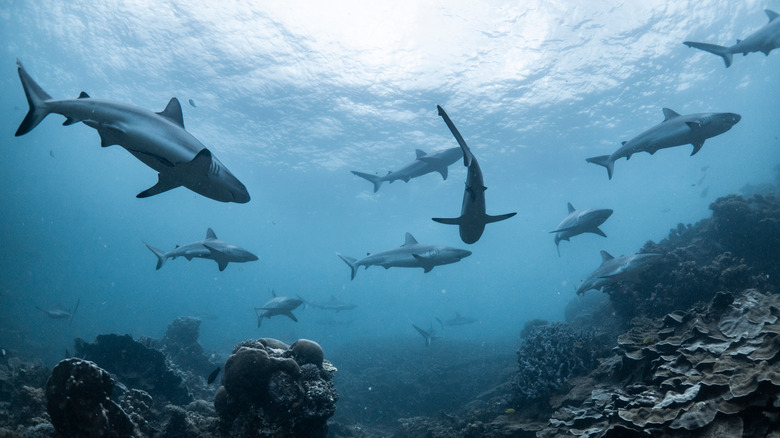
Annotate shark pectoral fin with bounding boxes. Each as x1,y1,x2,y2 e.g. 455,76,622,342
285,312,298,322
412,254,434,273
97,125,125,147
591,227,607,238
203,244,229,271
690,141,705,156
418,156,449,180
137,173,182,198
432,216,462,226
485,212,517,224
550,226,575,233
62,117,80,126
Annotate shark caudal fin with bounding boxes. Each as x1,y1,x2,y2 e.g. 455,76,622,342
337,254,359,280
143,242,168,270
683,41,733,67
586,155,615,180
351,171,384,193
15,60,54,137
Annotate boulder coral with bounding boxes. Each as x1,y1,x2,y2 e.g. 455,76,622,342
214,338,337,438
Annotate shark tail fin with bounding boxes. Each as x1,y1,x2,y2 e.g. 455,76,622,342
69,299,80,324
683,41,733,67
351,171,383,193
15,60,54,137
337,254,359,280
485,212,517,224
586,155,615,180
144,242,168,270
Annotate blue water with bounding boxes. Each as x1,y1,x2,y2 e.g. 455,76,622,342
1,1,778,366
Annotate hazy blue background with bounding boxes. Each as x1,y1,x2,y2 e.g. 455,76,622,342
0,0,778,365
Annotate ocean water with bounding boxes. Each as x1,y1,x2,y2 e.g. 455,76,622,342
0,0,778,373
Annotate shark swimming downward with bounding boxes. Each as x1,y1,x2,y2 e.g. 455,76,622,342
586,108,740,180
14,60,249,203
432,105,517,244
684,9,780,68
144,228,258,271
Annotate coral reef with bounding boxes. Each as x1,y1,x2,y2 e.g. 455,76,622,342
214,338,338,438
74,333,193,406
144,316,216,378
45,358,134,438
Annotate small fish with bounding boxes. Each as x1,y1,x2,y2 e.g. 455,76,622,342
207,366,221,384
504,408,516,414
188,98,197,108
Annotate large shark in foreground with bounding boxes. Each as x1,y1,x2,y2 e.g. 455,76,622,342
351,147,463,193
14,60,249,203
551,203,613,256
337,232,472,280
683,10,780,67
586,108,740,180
432,106,517,244
576,250,662,295
144,228,258,271
255,291,303,327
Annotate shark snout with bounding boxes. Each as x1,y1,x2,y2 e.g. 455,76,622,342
726,113,741,125
455,249,473,260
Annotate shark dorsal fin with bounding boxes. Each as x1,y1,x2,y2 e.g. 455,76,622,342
567,202,576,213
206,228,217,240
78,92,90,99
621,141,627,146
415,149,427,159
158,98,185,128
600,250,615,263
766,9,778,21
662,108,680,121
403,232,419,246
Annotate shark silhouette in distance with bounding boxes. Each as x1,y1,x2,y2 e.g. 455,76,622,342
36,299,80,322
586,108,741,180
436,312,478,328
551,203,613,256
684,9,780,67
432,105,517,244
254,291,304,328
144,228,258,271
351,147,463,193
304,296,357,312
14,60,249,203
413,324,439,347
576,251,663,296
337,232,472,280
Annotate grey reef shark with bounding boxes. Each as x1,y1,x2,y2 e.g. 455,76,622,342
432,105,517,244
413,324,439,347
576,250,663,296
144,228,258,271
586,108,740,180
551,203,613,256
436,312,478,328
337,232,472,280
351,147,463,193
14,60,249,203
684,9,780,67
255,291,304,327
305,296,357,312
36,299,80,321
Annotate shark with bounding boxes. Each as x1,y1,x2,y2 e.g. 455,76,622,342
351,147,463,193
14,60,249,203
576,251,663,295
337,232,472,280
432,105,517,244
586,108,741,180
551,203,613,256
413,324,439,347
255,291,304,327
436,312,478,328
144,228,258,271
684,9,780,67
36,299,80,321
304,296,357,312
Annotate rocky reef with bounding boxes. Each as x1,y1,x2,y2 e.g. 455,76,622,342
214,338,338,437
